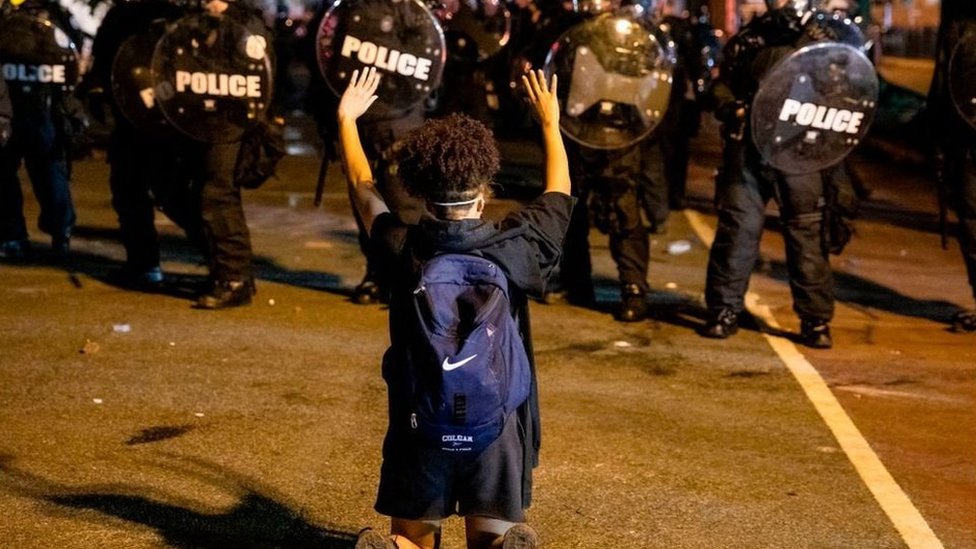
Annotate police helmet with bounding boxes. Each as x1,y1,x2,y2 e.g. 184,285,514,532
764,0,812,18
814,0,853,13
575,0,622,15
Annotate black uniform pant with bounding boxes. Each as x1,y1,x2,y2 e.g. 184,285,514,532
705,140,834,321
193,141,252,282
0,104,74,244
944,141,976,302
562,144,654,294
109,124,251,282
639,135,671,230
644,97,694,215
109,124,201,271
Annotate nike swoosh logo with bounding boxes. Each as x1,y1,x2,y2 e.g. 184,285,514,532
442,354,478,371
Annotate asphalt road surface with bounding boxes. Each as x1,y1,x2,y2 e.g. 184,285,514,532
0,118,973,548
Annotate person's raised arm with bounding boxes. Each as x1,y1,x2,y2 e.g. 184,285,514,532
522,69,570,196
337,67,389,235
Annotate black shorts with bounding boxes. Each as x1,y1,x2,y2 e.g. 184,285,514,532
374,413,528,522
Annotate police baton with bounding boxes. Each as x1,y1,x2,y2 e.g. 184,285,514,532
934,149,949,250
313,147,330,207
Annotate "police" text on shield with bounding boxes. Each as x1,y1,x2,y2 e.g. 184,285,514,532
1,63,67,84
340,35,433,81
778,99,865,134
174,71,262,98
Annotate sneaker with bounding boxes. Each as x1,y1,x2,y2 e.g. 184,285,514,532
195,279,255,310
354,528,397,549
951,310,976,333
702,308,738,339
502,524,539,549
616,283,648,322
52,235,70,254
799,318,833,349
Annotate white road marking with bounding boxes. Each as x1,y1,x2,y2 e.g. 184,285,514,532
685,209,945,549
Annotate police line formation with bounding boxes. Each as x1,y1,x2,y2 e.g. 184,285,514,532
2,0,975,340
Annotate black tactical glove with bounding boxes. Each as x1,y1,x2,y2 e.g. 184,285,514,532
62,95,91,136
716,100,748,141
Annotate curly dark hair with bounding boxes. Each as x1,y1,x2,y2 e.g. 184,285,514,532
395,113,500,203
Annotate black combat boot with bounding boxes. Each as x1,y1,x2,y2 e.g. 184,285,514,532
799,318,833,349
196,278,255,310
0,239,29,260
109,264,165,291
617,283,648,322
702,308,739,339
353,276,382,305
951,310,976,333
52,235,70,255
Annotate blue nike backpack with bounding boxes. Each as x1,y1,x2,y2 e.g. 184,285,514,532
400,252,532,455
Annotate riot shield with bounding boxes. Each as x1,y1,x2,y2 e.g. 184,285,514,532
316,0,445,111
949,34,976,132
0,12,79,94
111,29,172,135
544,12,673,150
751,42,878,175
435,0,510,61
574,0,622,16
151,13,274,144
811,10,868,51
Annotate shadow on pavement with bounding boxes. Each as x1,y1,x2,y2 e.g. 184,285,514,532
539,273,785,339
645,296,786,339
763,259,962,324
3,226,352,303
0,453,357,549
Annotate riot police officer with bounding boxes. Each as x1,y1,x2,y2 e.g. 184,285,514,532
930,1,976,332
701,0,838,348
540,1,676,322
91,0,270,308
0,0,83,260
185,0,267,309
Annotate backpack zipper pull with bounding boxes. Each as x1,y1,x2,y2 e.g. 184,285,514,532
410,413,418,429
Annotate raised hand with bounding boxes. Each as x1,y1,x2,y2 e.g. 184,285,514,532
337,67,381,122
521,69,569,195
521,69,560,129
